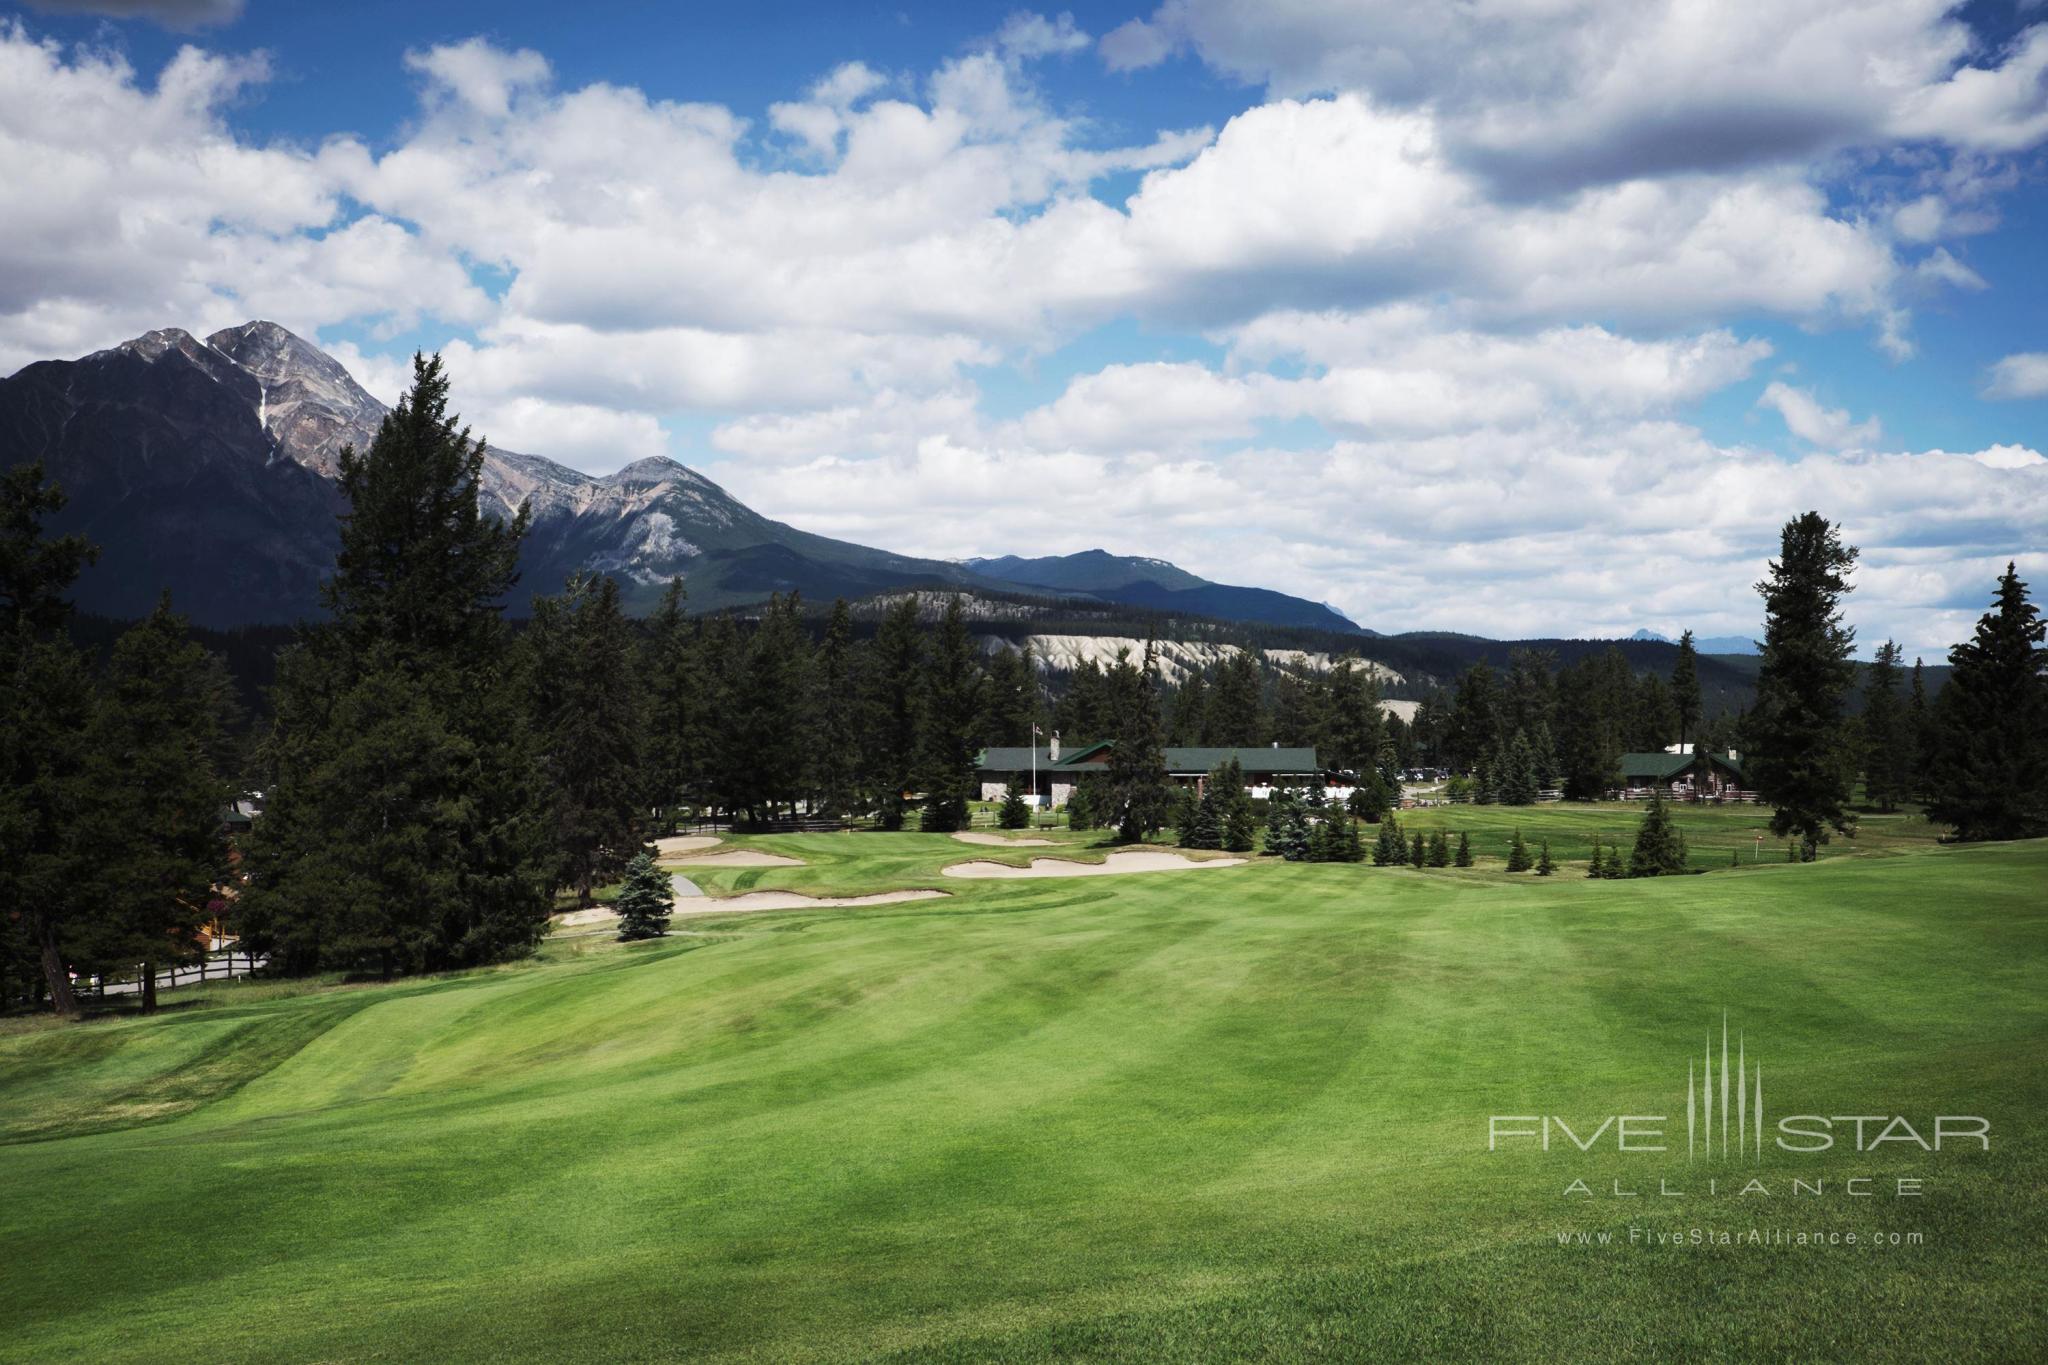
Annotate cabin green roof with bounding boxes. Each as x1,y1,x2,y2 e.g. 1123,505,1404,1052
975,744,1322,775
1618,750,1746,781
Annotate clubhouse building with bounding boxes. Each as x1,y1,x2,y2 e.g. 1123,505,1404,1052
976,742,1321,807
1617,747,1750,800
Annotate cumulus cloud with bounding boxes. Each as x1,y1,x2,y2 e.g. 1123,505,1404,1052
0,12,2041,655
1983,352,2048,399
1757,382,1883,448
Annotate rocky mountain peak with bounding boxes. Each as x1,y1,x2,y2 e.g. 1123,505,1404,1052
200,320,385,476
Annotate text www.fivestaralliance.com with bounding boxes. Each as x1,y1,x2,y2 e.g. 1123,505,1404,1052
1554,1228,1927,1249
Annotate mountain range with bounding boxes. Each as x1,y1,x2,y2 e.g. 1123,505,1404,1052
1628,628,1761,656
0,322,1361,633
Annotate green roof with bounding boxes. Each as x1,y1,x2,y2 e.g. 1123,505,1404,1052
1163,747,1319,775
1618,751,1746,781
975,744,1322,776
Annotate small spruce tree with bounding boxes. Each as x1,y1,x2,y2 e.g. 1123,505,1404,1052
1372,814,1405,866
999,778,1031,830
1427,830,1450,867
615,852,673,941
1587,835,1605,878
1536,839,1556,876
1505,829,1534,872
1409,831,1427,867
1454,831,1474,867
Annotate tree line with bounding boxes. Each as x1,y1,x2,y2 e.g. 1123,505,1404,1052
5,359,2042,1012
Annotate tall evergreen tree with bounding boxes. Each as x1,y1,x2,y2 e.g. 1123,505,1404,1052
865,597,925,830
1103,644,1174,843
77,599,236,1012
1214,758,1257,852
531,573,647,905
1454,830,1473,867
242,355,551,977
1207,649,1266,745
1168,668,1208,745
1927,564,2048,841
0,463,98,1016
641,578,701,829
810,599,863,820
1860,640,1906,813
916,597,984,833
982,643,1036,747
1748,512,1860,859
1907,658,1936,802
1672,629,1703,746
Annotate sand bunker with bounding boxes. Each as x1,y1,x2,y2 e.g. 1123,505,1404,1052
653,835,723,856
677,888,948,914
556,886,945,926
663,850,806,867
950,831,1058,847
942,850,1246,879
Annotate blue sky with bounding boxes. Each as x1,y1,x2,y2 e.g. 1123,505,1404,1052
2,0,2044,655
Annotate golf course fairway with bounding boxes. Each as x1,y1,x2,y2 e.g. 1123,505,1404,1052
2,823,2042,1362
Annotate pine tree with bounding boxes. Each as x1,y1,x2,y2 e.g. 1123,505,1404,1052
242,356,550,978
1347,773,1392,823
0,463,98,1016
982,644,1035,746
76,598,236,1013
1169,668,1208,745
1626,791,1691,876
531,573,647,905
1860,640,1906,813
641,579,701,829
1265,787,1310,860
811,599,862,820
1207,650,1266,745
1907,658,1936,803
1927,564,2048,841
1427,830,1450,867
999,777,1031,830
1337,814,1365,863
1454,830,1473,867
1409,831,1427,868
1104,644,1173,843
1216,759,1258,852
1672,628,1703,746
1371,814,1404,866
614,852,673,941
917,597,983,833
1181,764,1229,849
1603,843,1627,878
1505,829,1533,872
1500,731,1539,805
866,597,924,829
1536,839,1556,875
1748,512,1860,858
1587,835,1605,878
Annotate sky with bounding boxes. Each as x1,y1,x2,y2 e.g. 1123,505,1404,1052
1,0,2044,658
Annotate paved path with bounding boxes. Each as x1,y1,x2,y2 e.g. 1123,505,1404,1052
91,951,267,997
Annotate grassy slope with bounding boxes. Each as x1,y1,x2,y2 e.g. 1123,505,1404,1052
1,815,2043,1363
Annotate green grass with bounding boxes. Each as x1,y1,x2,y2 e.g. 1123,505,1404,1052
1,813,2042,1362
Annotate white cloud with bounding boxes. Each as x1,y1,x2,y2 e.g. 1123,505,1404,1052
1757,381,1883,448
1097,2,2048,190
1,14,2042,657
1983,352,2048,400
